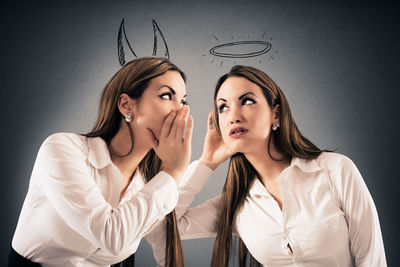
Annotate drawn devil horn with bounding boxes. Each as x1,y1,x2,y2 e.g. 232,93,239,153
117,18,170,66
118,18,137,66
152,19,169,59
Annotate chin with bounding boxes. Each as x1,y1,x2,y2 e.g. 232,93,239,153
233,142,263,155
228,144,248,155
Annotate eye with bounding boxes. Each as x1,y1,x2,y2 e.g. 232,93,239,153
242,98,256,105
218,104,228,113
180,99,188,106
160,93,172,100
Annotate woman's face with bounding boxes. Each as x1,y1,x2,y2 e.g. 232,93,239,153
132,70,187,146
216,76,276,154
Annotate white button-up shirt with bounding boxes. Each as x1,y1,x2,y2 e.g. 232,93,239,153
149,152,386,267
12,133,178,267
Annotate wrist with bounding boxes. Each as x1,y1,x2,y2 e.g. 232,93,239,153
199,157,218,171
163,169,184,185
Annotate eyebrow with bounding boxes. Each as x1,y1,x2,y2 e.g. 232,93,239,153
217,91,257,102
157,85,187,98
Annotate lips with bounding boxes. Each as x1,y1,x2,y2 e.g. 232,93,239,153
229,127,248,137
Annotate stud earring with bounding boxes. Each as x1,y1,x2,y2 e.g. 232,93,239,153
125,113,133,123
272,121,280,131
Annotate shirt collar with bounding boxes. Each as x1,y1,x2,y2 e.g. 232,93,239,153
249,178,271,198
248,156,322,197
87,136,113,169
291,156,322,173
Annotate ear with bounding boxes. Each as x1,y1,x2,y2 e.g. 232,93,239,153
118,93,136,117
272,104,281,122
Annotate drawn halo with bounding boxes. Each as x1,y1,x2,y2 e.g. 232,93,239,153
209,40,271,58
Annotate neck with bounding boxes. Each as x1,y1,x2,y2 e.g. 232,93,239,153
108,122,150,179
244,136,291,185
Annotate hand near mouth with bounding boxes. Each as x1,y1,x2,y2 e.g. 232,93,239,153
200,111,233,170
146,106,193,185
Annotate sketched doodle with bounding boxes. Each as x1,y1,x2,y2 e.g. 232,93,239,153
152,20,169,59
118,18,137,66
209,40,271,58
117,18,169,66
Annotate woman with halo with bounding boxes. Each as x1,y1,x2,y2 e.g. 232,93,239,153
10,57,192,267
150,65,386,266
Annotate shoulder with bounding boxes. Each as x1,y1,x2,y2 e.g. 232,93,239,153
314,152,364,194
43,132,88,149
40,133,89,159
315,152,358,172
43,132,87,146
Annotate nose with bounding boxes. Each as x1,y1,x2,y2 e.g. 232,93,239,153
229,105,242,124
171,101,182,112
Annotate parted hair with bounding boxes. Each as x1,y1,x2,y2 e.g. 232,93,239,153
85,57,185,267
211,65,326,267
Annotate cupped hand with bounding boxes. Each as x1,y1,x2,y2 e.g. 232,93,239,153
147,105,193,184
199,111,232,170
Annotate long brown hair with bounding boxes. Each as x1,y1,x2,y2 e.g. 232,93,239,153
85,57,185,267
211,65,327,267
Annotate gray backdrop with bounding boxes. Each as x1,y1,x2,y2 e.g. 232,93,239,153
2,1,399,266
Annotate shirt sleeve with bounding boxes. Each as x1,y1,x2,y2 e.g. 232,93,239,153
35,137,178,256
145,160,220,266
330,155,386,267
